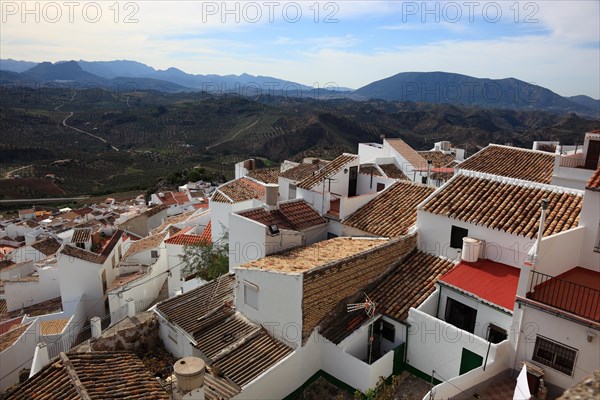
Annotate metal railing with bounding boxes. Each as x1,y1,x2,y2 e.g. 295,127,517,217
135,298,155,314
527,271,600,322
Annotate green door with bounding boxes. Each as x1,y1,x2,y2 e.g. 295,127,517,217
459,348,483,375
393,343,405,375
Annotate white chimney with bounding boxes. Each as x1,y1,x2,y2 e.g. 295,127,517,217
173,357,205,400
264,184,279,208
127,298,136,318
29,342,50,378
91,316,102,339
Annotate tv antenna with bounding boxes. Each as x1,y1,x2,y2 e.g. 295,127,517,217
347,293,377,365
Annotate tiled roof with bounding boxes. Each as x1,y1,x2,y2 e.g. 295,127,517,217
156,274,235,334
0,299,7,315
150,211,196,235
0,323,31,352
440,259,520,312
0,260,16,272
238,200,325,231
379,163,409,180
421,172,583,239
247,168,281,184
73,207,92,217
0,316,23,334
60,231,123,264
40,318,69,335
418,151,456,168
123,231,167,259
527,267,600,322
297,154,358,190
31,237,61,256
8,351,169,399
239,237,390,274
586,167,600,191
199,221,212,243
457,144,555,183
212,178,266,204
213,329,292,387
71,228,91,243
385,138,427,169
359,164,382,176
164,233,210,246
145,204,168,217
321,250,455,344
343,181,435,237
280,161,329,182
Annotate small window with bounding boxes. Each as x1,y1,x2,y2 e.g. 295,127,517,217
532,336,577,376
594,224,600,253
376,183,385,192
445,297,477,333
244,280,259,310
151,250,159,259
381,320,395,342
327,232,338,239
450,226,469,249
289,184,297,199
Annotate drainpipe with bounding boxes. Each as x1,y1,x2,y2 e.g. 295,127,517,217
532,199,549,271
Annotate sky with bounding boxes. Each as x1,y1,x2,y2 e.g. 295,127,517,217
1,0,599,97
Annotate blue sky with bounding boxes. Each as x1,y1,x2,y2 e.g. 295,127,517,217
1,1,599,97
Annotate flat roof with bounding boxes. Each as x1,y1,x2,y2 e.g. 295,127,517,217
238,237,390,273
440,258,521,311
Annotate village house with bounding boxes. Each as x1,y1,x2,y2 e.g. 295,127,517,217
118,204,168,238
150,190,194,216
551,130,600,189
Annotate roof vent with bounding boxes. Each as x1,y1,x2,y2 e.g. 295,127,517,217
173,357,205,394
461,237,481,262
264,184,278,207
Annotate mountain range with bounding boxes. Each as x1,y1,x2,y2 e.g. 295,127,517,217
1,59,598,117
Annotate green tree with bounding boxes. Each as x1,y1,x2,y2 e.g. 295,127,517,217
180,233,229,281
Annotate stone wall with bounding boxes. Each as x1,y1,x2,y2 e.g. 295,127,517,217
89,313,160,352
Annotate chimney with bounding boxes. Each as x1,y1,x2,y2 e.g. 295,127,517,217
91,316,102,339
29,342,50,378
426,160,432,185
264,184,279,209
173,357,205,400
530,199,549,269
127,298,135,318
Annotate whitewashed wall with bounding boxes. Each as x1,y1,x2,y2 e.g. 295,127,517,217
233,269,303,348
579,190,600,269
4,267,60,312
417,211,535,268
406,308,496,381
358,143,385,163
0,320,39,391
515,305,600,393
535,227,585,279
0,260,34,281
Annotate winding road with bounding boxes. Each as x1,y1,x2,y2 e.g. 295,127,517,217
206,118,261,150
62,112,119,151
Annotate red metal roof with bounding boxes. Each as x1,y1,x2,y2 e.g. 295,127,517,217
440,259,521,311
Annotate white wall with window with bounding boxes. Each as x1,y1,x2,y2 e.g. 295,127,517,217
514,304,599,394
233,268,303,348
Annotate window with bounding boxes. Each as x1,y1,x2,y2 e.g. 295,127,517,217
450,226,469,249
532,336,577,376
487,324,508,344
244,280,259,310
376,183,385,192
151,250,159,259
289,184,297,199
445,297,477,333
381,320,395,342
327,232,338,239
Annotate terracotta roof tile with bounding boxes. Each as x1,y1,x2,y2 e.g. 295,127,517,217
379,163,409,180
458,144,555,183
8,351,169,399
422,172,583,239
212,178,266,204
359,164,382,176
586,167,600,191
164,233,210,246
321,250,455,344
343,181,435,237
385,138,427,169
150,211,196,235
60,231,123,264
297,154,358,190
418,151,456,180
40,318,69,335
238,200,325,231
247,168,281,184
0,323,31,352
145,203,168,217
31,237,61,256
280,161,329,182
71,228,91,243
198,221,212,243
123,232,167,259
156,275,235,334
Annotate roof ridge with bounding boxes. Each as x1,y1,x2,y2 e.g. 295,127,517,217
488,143,557,156
458,169,584,195
210,322,262,363
59,353,92,400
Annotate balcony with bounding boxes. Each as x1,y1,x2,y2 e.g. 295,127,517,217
526,269,600,323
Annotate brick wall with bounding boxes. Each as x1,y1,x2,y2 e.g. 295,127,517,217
301,233,417,342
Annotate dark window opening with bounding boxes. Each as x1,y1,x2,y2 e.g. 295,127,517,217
450,226,469,249
381,320,395,342
376,183,385,192
487,324,508,344
445,297,477,333
327,232,338,239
